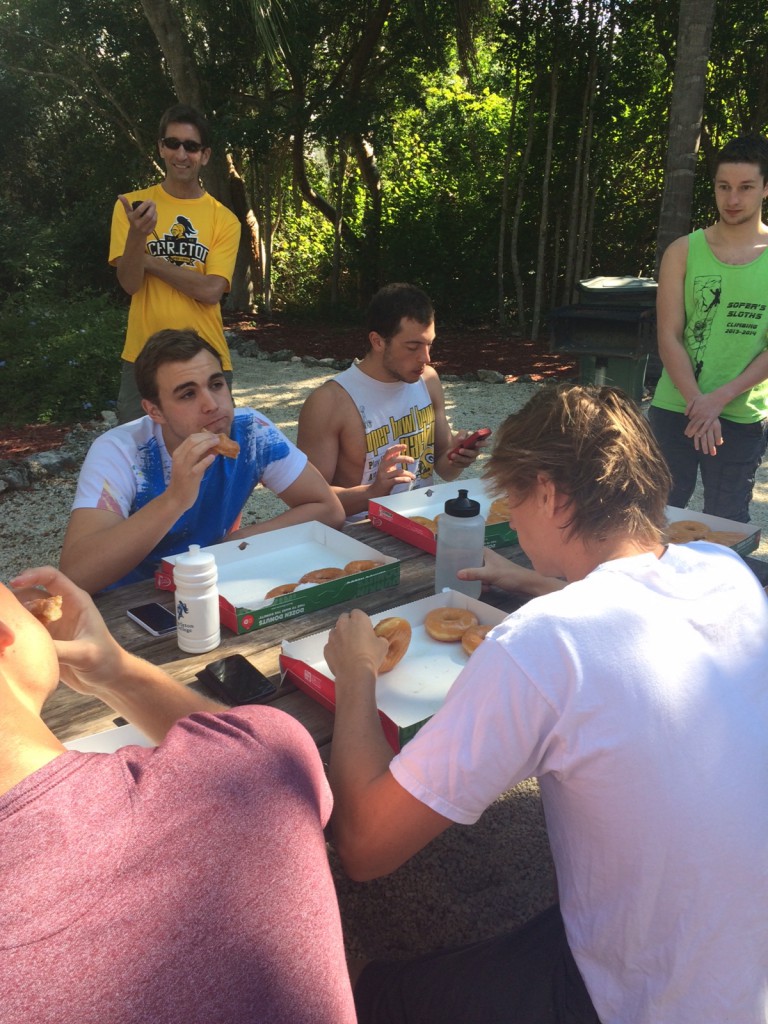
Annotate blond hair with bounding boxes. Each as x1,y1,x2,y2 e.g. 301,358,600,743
485,384,671,545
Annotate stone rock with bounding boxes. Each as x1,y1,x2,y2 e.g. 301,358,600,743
101,410,118,427
268,349,294,361
302,356,320,366
0,461,31,491
477,369,506,383
26,450,77,479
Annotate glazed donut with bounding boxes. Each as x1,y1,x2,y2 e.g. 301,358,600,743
409,515,437,534
265,583,298,599
344,559,385,574
299,567,346,584
206,431,240,458
16,589,63,624
666,519,710,543
486,496,513,526
424,606,479,642
373,617,412,672
461,624,492,656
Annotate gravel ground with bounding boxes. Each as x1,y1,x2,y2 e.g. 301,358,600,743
1,349,767,581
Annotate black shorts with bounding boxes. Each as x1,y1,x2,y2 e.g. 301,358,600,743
354,904,600,1024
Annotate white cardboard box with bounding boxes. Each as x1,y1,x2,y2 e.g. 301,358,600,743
369,478,517,554
280,589,507,751
156,522,400,634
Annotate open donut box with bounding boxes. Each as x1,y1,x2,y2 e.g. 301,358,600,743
368,478,517,555
279,590,506,752
155,522,400,635
663,506,760,557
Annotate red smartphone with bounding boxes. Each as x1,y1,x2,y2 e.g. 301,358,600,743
448,427,492,459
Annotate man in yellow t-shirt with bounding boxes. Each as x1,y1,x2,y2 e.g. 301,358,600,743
110,104,241,423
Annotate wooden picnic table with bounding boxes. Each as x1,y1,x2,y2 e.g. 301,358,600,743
40,520,768,748
41,522,531,747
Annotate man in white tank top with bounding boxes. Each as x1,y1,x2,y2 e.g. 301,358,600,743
297,283,489,521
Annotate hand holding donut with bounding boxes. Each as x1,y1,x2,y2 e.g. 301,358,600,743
325,609,389,684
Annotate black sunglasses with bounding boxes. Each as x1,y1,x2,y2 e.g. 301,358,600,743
160,136,206,153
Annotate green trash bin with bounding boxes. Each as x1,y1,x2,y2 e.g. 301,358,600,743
549,276,657,403
577,354,650,401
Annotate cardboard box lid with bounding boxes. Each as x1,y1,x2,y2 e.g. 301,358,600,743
161,521,397,609
371,477,501,522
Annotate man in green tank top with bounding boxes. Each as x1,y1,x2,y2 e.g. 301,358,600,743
649,134,768,522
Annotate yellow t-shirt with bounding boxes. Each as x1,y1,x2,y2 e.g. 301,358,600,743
109,184,241,368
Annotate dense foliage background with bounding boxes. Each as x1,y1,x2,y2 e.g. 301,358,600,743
0,0,765,421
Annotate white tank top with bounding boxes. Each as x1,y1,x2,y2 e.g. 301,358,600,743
334,362,436,518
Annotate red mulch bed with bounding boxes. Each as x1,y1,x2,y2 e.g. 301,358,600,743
1,315,575,458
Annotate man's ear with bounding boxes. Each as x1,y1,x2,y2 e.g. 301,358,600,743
0,622,15,652
200,147,211,168
369,331,387,354
536,473,560,518
142,398,164,425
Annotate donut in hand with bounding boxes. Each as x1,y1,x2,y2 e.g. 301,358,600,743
373,617,412,672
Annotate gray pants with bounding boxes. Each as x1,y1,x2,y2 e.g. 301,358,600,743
117,360,234,424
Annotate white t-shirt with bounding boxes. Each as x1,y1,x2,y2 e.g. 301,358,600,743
72,408,307,584
391,542,768,1023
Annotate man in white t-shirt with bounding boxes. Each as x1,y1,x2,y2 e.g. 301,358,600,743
325,383,768,1024
60,329,344,593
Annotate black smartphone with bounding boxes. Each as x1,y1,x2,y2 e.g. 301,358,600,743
448,427,492,459
131,199,144,211
197,654,278,705
126,602,177,637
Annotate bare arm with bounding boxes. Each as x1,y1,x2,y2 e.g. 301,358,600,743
230,461,345,537
427,370,488,480
325,609,452,880
114,195,159,295
685,349,768,435
11,567,224,743
60,433,221,594
297,385,416,517
142,258,230,305
457,546,565,598
656,238,724,456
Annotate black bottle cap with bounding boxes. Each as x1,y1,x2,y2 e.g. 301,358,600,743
444,488,481,517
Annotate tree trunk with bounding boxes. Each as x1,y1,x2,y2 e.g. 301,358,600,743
331,142,348,307
510,85,538,337
496,65,521,326
654,0,717,274
531,66,558,342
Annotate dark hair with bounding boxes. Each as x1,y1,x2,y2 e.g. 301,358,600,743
135,329,222,404
714,134,768,183
365,283,434,341
158,104,211,149
484,384,671,545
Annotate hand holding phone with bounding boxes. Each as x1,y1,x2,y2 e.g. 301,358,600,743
448,427,492,460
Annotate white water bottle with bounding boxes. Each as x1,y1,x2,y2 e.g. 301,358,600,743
434,489,485,598
173,544,221,654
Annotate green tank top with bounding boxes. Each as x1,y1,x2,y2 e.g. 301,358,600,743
652,229,768,422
